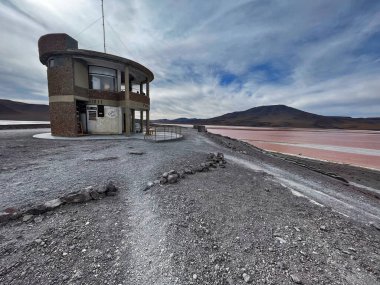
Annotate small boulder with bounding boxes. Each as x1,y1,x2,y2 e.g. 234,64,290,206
168,174,178,184
62,191,91,203
4,207,17,214
207,153,216,160
178,170,185,178
106,190,118,196
194,165,203,172
105,182,118,193
143,182,155,191
22,214,33,222
0,212,11,223
162,172,169,178
25,204,48,215
197,125,207,132
44,198,63,210
290,274,303,284
128,151,144,155
89,189,102,200
104,181,118,196
0,211,19,223
242,273,250,283
34,216,43,223
160,177,168,185
200,163,209,171
96,187,107,194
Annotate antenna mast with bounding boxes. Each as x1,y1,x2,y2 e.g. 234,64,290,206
101,0,106,53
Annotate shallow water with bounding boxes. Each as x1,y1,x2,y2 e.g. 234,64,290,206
207,126,380,170
0,120,49,125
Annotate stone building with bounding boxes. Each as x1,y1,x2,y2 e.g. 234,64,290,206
38,33,153,136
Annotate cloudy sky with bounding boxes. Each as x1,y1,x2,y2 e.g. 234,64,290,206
0,0,379,119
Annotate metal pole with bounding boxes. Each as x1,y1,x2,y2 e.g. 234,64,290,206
101,0,106,53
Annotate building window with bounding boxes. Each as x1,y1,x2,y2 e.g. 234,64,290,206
48,58,55,67
89,66,116,91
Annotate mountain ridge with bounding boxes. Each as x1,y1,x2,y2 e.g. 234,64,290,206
0,99,49,121
155,105,380,130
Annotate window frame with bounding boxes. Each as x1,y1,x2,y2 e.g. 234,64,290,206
88,65,117,92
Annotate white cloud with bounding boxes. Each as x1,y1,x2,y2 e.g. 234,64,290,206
0,0,379,118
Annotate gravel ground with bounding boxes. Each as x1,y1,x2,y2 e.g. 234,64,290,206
0,128,379,284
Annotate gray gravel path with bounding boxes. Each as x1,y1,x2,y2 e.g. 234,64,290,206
0,128,379,284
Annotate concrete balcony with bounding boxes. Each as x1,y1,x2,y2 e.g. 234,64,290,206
73,86,150,106
88,89,124,101
129,91,150,105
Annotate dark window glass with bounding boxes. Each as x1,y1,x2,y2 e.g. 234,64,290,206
89,66,117,91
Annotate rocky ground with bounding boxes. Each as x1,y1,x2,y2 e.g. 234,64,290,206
0,128,379,284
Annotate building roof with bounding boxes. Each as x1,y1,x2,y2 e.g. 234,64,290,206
38,33,154,82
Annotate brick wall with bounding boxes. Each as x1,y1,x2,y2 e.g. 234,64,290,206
38,33,78,59
47,56,74,96
49,102,77,136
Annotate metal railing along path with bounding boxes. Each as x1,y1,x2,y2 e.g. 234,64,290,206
144,125,183,142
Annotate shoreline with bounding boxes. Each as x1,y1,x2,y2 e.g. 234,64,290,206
0,124,50,130
206,131,380,198
205,126,380,171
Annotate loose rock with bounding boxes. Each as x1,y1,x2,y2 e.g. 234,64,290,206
22,214,33,222
290,274,303,284
319,225,327,231
168,174,178,184
143,182,155,191
44,198,63,210
242,273,250,283
128,151,144,155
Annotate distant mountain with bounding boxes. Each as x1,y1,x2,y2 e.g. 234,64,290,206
157,118,198,124
154,105,380,130
0,99,49,121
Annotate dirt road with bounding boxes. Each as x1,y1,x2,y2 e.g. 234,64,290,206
0,128,379,284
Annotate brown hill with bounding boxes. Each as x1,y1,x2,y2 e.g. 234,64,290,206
156,105,380,130
0,99,49,121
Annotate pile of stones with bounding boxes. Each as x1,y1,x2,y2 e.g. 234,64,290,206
193,125,207,132
0,181,119,224
145,152,226,190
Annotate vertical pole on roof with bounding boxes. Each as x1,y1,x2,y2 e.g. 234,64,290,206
101,0,106,53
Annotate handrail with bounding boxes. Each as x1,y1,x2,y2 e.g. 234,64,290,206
144,124,183,141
